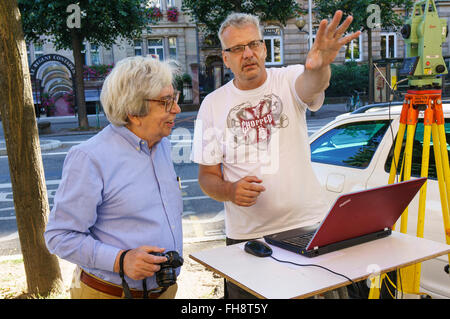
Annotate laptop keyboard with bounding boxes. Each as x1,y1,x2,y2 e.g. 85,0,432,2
281,231,315,249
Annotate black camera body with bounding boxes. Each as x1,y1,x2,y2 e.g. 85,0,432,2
150,251,184,287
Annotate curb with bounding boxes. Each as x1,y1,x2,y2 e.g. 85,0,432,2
0,139,61,156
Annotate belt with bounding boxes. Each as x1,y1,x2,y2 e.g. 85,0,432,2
80,270,166,299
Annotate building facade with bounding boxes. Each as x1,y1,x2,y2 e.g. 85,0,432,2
26,0,450,115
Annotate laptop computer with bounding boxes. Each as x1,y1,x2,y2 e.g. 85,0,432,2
264,177,427,258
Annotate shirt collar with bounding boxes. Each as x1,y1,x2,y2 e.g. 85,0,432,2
110,124,159,154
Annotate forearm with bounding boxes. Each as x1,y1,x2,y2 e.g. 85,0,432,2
198,170,232,202
45,228,120,272
295,66,330,108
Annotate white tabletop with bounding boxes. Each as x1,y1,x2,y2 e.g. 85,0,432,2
189,231,450,299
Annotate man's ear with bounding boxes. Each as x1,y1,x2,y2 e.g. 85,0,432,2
262,41,267,62
222,51,230,69
127,114,141,127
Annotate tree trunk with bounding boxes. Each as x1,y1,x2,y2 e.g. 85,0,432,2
71,29,89,129
368,28,374,104
0,0,63,296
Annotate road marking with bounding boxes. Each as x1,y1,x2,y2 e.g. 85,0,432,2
41,152,70,156
0,179,61,189
182,210,224,224
0,231,18,242
0,178,208,223
183,195,209,200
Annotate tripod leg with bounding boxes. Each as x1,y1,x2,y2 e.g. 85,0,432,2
397,123,419,295
370,123,407,299
388,123,406,185
400,123,417,233
368,275,382,299
436,124,450,247
432,123,450,261
411,110,433,293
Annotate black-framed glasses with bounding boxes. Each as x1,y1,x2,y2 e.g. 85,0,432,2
223,39,264,54
145,91,180,112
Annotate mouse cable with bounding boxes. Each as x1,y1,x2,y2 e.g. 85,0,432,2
270,255,364,298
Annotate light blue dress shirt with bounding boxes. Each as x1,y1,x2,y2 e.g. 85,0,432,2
45,124,183,290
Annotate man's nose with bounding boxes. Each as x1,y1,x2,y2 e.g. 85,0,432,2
242,44,255,58
171,100,181,114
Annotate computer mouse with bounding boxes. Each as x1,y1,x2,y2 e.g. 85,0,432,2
244,240,273,257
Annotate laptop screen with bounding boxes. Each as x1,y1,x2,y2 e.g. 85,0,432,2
306,178,426,250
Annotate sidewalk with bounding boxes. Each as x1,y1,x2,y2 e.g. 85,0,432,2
0,239,226,299
306,103,347,119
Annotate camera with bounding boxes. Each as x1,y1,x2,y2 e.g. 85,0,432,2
150,251,184,287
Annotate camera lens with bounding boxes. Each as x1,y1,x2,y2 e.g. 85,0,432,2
149,251,183,287
155,267,177,287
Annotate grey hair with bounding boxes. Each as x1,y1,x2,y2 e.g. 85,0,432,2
218,13,263,49
100,56,176,126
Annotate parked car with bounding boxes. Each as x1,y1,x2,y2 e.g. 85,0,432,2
309,103,450,299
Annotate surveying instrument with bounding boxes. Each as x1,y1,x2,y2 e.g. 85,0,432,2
368,0,450,299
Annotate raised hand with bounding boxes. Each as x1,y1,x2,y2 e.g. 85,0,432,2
305,10,361,71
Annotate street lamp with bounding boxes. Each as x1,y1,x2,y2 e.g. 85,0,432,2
295,16,316,116
295,17,309,46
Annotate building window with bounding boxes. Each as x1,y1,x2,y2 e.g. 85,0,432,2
33,43,44,60
380,32,397,59
134,40,143,56
264,26,283,65
90,44,100,65
147,0,174,8
81,43,87,65
82,43,101,65
148,38,164,60
148,0,161,7
345,35,362,62
169,37,177,60
26,43,32,65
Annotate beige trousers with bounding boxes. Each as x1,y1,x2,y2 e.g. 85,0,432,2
69,266,178,299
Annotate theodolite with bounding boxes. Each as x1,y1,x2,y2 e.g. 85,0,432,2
400,0,448,89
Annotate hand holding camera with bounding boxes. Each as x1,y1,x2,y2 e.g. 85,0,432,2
149,251,184,287
116,246,172,281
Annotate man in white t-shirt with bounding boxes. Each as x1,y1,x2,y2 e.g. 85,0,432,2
192,11,360,298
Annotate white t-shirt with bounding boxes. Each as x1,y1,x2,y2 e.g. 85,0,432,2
192,64,328,239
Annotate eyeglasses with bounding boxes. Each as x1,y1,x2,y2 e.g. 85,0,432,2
223,40,264,54
145,91,180,112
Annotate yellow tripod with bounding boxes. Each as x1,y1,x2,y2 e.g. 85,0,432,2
369,89,450,298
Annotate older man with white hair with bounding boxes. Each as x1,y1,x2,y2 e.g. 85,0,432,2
45,56,183,299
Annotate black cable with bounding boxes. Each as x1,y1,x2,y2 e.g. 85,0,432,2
388,80,407,184
270,255,365,298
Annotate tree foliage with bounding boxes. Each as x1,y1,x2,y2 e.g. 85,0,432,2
314,0,413,102
326,62,369,97
18,0,155,128
19,0,153,49
182,0,303,38
313,0,414,32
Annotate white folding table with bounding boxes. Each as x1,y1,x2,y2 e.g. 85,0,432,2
189,231,450,299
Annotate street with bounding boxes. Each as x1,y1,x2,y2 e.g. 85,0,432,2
0,106,342,256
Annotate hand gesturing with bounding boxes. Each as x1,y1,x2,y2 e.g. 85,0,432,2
305,10,361,71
